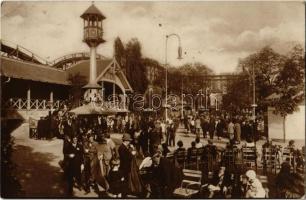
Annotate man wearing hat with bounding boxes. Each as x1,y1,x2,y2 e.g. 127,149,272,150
118,133,134,196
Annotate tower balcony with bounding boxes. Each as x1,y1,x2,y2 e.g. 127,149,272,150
83,26,105,46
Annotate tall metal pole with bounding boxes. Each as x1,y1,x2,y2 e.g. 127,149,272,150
252,64,256,121
165,35,168,122
205,88,208,110
165,33,182,122
252,64,257,147
181,78,184,118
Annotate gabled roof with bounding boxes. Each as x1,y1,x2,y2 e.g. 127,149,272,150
80,4,106,20
1,55,133,92
0,57,69,85
66,59,113,80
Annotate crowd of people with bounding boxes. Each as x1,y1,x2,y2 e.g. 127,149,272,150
36,105,304,198
182,112,265,144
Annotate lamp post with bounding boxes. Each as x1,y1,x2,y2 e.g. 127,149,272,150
197,89,204,111
251,64,257,147
205,87,209,110
251,64,257,121
165,33,182,122
181,78,184,118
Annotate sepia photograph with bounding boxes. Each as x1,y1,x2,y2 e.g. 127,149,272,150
1,1,305,198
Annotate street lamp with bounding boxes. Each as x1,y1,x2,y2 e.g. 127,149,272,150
205,87,209,110
181,78,184,118
251,64,257,121
196,89,204,111
165,33,182,122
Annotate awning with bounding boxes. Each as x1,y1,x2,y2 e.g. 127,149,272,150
69,103,116,115
69,103,129,115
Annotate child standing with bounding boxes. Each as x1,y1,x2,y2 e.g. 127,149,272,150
107,159,125,198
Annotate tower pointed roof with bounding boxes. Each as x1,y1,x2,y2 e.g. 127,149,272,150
81,3,106,20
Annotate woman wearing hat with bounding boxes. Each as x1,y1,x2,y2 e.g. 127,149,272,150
118,133,144,197
91,134,112,194
245,170,266,198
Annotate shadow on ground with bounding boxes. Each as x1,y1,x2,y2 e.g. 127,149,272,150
11,145,67,198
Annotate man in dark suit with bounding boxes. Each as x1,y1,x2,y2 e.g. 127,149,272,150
118,133,133,196
63,119,74,139
65,136,83,196
149,121,162,156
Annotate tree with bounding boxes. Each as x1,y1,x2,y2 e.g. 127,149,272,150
113,37,126,72
272,45,305,142
112,37,149,94
67,73,87,108
171,62,214,95
237,46,286,110
222,74,250,114
125,38,148,94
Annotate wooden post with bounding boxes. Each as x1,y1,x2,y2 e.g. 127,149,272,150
123,91,126,110
50,91,54,109
113,82,116,107
18,99,21,110
101,81,104,102
27,88,31,110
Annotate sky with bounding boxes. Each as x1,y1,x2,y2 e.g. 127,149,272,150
1,1,305,74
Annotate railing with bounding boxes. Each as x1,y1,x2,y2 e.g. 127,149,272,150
4,98,66,110
1,39,51,65
51,52,107,69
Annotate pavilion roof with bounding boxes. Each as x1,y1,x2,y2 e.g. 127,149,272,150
1,56,133,92
0,57,69,85
80,4,106,20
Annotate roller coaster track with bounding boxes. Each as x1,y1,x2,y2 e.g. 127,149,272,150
50,52,107,69
0,40,51,65
1,40,107,69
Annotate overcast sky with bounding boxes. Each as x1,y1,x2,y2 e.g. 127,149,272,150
1,1,305,74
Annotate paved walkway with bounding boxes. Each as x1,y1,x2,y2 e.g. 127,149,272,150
10,123,304,198
11,123,98,197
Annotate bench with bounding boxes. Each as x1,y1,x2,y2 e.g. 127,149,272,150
173,169,202,198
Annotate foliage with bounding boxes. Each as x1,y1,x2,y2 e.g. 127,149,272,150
272,44,305,117
67,73,87,108
125,38,148,94
113,37,148,94
238,46,286,109
224,44,304,123
114,37,126,69
222,73,250,113
168,62,214,95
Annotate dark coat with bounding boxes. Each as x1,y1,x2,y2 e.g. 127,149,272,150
63,123,74,138
209,120,215,133
118,144,133,178
151,157,183,197
216,121,224,136
149,127,162,145
65,142,83,178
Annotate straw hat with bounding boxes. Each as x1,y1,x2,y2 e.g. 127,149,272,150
246,170,256,180
122,133,132,141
